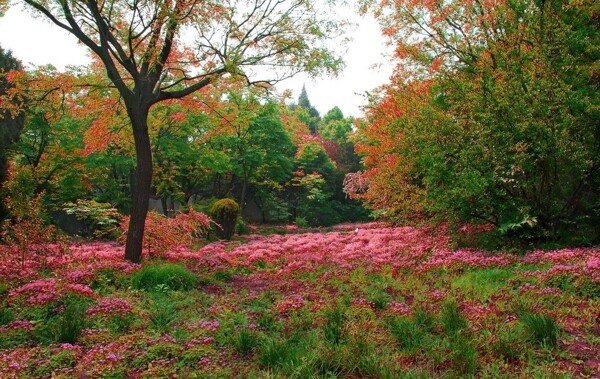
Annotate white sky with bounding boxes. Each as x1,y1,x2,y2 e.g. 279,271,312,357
0,5,393,117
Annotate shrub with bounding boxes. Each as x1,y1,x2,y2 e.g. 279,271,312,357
120,208,211,256
63,199,121,239
2,193,66,273
210,198,240,240
130,263,198,292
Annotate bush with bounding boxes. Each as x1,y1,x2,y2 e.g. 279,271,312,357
120,208,211,256
63,199,121,239
130,263,198,292
210,198,240,240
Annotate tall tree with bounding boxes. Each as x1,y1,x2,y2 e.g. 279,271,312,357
296,84,320,133
14,0,343,262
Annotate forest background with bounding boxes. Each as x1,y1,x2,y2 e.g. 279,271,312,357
0,0,599,257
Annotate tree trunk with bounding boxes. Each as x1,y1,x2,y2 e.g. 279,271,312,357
240,174,248,211
124,107,153,263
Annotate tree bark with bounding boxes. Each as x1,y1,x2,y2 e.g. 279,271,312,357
124,106,152,263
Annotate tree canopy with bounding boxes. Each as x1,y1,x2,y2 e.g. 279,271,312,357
352,0,600,243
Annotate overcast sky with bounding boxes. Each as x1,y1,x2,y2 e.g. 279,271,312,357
0,5,394,117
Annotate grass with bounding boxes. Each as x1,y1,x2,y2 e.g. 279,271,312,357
386,316,426,353
519,311,560,348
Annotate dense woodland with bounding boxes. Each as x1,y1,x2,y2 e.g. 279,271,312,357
0,0,599,378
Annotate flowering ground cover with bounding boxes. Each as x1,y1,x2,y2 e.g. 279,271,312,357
1,223,599,378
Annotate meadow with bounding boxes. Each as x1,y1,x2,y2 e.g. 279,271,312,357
1,222,598,378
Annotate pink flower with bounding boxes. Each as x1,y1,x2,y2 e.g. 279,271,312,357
86,297,133,318
9,278,59,306
351,297,375,308
64,283,96,298
197,320,220,333
1,319,34,332
429,290,447,302
276,294,305,313
388,301,411,315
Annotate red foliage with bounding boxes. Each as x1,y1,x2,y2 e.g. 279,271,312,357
0,194,67,282
119,208,211,257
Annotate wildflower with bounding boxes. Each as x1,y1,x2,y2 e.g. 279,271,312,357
197,320,220,333
388,301,411,315
429,290,447,302
64,283,96,298
276,294,305,313
86,297,133,319
351,297,375,308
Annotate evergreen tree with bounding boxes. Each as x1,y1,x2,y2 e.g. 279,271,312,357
297,85,321,134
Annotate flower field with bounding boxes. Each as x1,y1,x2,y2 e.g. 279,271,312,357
1,223,599,378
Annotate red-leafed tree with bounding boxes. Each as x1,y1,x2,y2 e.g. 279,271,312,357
14,0,344,262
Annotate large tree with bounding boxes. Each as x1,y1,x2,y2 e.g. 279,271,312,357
12,0,343,262
355,0,600,241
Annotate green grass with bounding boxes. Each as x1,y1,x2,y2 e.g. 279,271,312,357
451,267,513,301
386,316,427,353
519,311,560,348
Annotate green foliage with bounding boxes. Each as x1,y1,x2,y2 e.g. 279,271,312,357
492,326,526,362
0,45,23,222
451,268,513,301
364,287,392,310
210,198,240,240
518,311,560,347
440,302,468,336
230,327,261,355
296,85,321,134
35,297,89,344
257,335,311,371
63,199,121,238
130,263,198,292
318,106,353,144
148,294,179,333
294,216,309,228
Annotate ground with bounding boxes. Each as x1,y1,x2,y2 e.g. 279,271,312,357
1,222,599,378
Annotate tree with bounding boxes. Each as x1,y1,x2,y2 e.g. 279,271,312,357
16,0,344,262
356,0,600,241
222,95,294,210
296,85,321,133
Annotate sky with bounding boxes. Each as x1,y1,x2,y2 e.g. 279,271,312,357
0,5,394,118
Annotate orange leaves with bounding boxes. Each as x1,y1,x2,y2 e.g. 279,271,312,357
169,111,187,124
82,119,119,156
